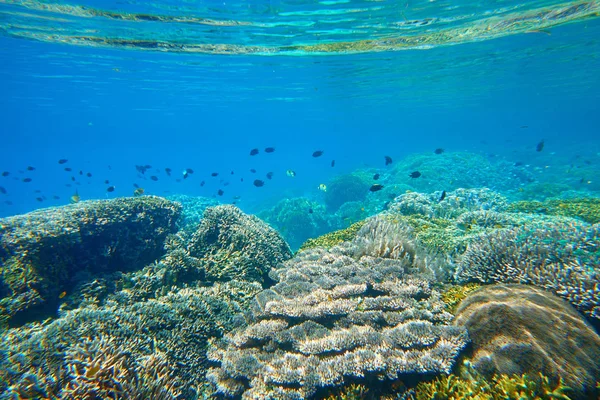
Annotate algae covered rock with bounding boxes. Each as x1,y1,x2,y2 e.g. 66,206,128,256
0,196,181,327
454,284,600,398
188,205,293,284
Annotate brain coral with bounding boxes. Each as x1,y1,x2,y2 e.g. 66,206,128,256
187,205,293,284
453,284,600,398
206,216,468,399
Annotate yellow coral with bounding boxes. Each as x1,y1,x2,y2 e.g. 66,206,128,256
299,220,366,251
440,283,481,314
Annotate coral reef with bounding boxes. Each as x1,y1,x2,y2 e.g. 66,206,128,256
0,196,181,327
439,283,481,314
299,220,366,252
166,194,219,234
258,197,342,251
413,360,573,400
207,217,468,398
453,284,600,398
385,152,535,193
507,197,600,224
325,174,371,213
454,221,600,320
0,280,261,398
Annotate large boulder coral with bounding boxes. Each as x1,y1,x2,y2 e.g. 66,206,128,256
206,216,468,398
0,196,181,327
188,205,293,284
453,284,600,398
258,197,341,251
325,174,371,213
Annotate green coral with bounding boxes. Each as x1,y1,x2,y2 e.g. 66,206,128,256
299,220,366,251
440,283,481,314
414,361,572,400
507,198,600,224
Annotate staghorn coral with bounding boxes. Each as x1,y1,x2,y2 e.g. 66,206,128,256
188,205,292,283
453,284,600,398
507,197,600,224
0,280,261,398
439,283,481,314
61,336,181,399
207,222,469,399
0,196,181,327
413,360,573,400
454,221,600,320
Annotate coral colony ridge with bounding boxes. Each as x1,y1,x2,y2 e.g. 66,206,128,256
1,154,599,399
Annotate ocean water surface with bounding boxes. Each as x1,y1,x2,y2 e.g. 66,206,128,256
0,0,599,398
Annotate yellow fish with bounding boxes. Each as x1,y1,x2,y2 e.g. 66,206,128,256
59,291,67,299
318,184,327,192
133,188,145,197
70,190,80,204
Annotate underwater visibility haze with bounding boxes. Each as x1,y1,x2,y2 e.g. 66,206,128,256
0,0,600,398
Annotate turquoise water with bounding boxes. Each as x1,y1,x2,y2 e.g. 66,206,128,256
1,0,600,399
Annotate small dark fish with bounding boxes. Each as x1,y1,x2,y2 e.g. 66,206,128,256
520,125,529,128
35,189,41,193
373,174,380,180
4,200,13,205
223,182,230,187
53,195,60,200
250,148,259,156
150,176,158,181
22,178,32,183
331,160,335,167
27,166,35,171
2,171,9,177
133,183,139,188
370,184,384,192
580,178,585,184
105,180,110,184
36,197,43,202
264,147,275,153
217,189,224,196
58,159,68,164
312,150,324,158
514,162,524,167
439,190,447,202
536,140,544,152
211,172,219,177
64,167,72,172
385,156,393,166
86,172,92,178
136,165,150,174
71,176,76,181
165,168,172,176
409,171,422,178
241,178,244,182
266,172,273,180
434,148,444,155
253,179,265,187
186,168,194,174
308,208,313,214
250,169,257,173
79,170,83,175
0,186,6,194
200,180,205,187
231,171,234,175
107,186,115,192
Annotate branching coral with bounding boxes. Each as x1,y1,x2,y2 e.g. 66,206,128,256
188,205,293,283
299,220,366,252
507,197,600,224
454,221,600,320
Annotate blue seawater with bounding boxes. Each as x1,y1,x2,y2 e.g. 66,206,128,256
0,0,598,218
